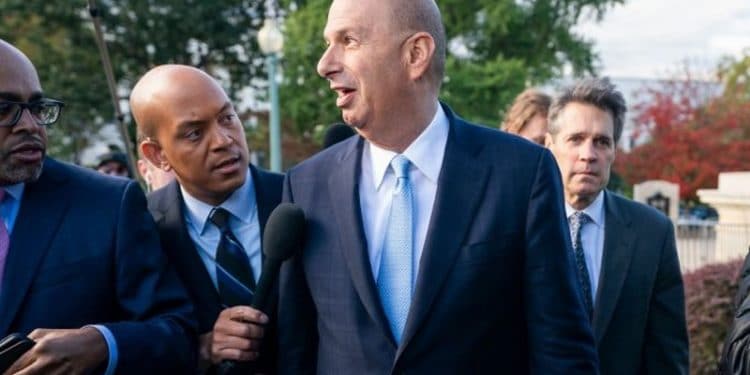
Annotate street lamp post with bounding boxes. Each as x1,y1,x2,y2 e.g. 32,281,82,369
257,18,284,172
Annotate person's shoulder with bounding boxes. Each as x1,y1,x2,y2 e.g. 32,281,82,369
288,135,360,177
450,113,549,163
252,164,284,187
607,191,672,228
146,179,179,215
45,157,133,194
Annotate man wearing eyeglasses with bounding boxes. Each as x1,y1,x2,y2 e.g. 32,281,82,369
0,39,198,374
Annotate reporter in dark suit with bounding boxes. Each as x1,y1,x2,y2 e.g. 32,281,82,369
0,39,197,374
131,65,282,373
546,78,689,375
276,0,598,373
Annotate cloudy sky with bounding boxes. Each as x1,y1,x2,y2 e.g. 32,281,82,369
575,0,750,79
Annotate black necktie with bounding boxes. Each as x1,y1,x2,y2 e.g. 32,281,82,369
209,207,255,307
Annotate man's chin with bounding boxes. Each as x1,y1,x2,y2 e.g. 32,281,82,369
341,112,363,129
0,162,44,185
216,172,246,193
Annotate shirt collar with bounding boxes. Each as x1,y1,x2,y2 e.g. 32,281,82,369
2,183,24,202
367,102,449,190
181,167,256,234
565,190,605,228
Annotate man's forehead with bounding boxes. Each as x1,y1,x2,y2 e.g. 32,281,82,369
325,0,389,33
173,100,232,124
0,46,42,99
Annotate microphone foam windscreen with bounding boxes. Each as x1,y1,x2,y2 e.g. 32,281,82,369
262,203,306,262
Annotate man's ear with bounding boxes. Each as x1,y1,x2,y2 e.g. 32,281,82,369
140,140,171,172
403,31,435,82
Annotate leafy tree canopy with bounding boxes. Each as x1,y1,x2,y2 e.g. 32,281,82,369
0,0,270,162
616,54,750,201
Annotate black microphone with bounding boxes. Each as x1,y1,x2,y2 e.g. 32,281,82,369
251,203,306,312
323,122,356,149
218,203,305,374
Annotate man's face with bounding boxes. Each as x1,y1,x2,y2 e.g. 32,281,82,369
317,0,409,136
147,79,249,205
547,102,616,209
97,161,130,178
0,50,47,186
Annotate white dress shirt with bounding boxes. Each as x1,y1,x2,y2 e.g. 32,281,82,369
181,168,262,289
565,191,606,301
359,103,449,287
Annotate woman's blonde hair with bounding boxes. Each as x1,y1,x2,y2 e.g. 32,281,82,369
500,89,551,135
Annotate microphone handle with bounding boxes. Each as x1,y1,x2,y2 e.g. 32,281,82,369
217,360,237,374
251,259,281,312
217,260,282,374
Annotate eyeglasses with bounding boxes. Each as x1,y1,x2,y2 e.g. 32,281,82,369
0,99,65,128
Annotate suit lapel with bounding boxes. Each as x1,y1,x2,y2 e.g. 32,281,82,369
593,192,635,343
157,183,222,326
250,165,274,241
397,113,489,356
0,159,70,334
328,137,394,341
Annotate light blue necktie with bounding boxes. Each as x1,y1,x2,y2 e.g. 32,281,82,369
377,155,414,344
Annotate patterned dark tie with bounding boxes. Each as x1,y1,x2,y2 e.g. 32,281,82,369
209,207,255,307
569,211,594,320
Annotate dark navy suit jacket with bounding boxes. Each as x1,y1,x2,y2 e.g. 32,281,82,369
594,192,688,374
147,164,283,373
0,158,198,373
277,105,599,374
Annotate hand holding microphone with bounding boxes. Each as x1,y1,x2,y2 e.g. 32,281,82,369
215,203,305,373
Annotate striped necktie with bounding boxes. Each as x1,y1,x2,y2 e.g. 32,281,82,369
210,207,255,307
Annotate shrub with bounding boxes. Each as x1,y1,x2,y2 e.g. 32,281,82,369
684,258,744,374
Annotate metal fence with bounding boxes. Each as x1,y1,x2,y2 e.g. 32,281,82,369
676,220,750,273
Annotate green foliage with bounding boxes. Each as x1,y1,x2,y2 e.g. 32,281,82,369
280,0,624,130
0,2,112,162
100,0,268,99
441,56,526,126
0,0,270,162
278,0,335,132
718,49,750,102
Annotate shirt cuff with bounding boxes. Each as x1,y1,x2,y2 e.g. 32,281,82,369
90,325,118,375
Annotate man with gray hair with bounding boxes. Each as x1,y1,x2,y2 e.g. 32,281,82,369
277,0,599,373
546,77,689,374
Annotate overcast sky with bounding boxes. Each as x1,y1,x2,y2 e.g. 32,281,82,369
575,0,750,79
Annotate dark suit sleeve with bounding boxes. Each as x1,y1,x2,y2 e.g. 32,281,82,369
641,220,689,374
277,172,318,374
734,249,750,308
524,150,599,374
721,249,750,374
101,181,199,373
